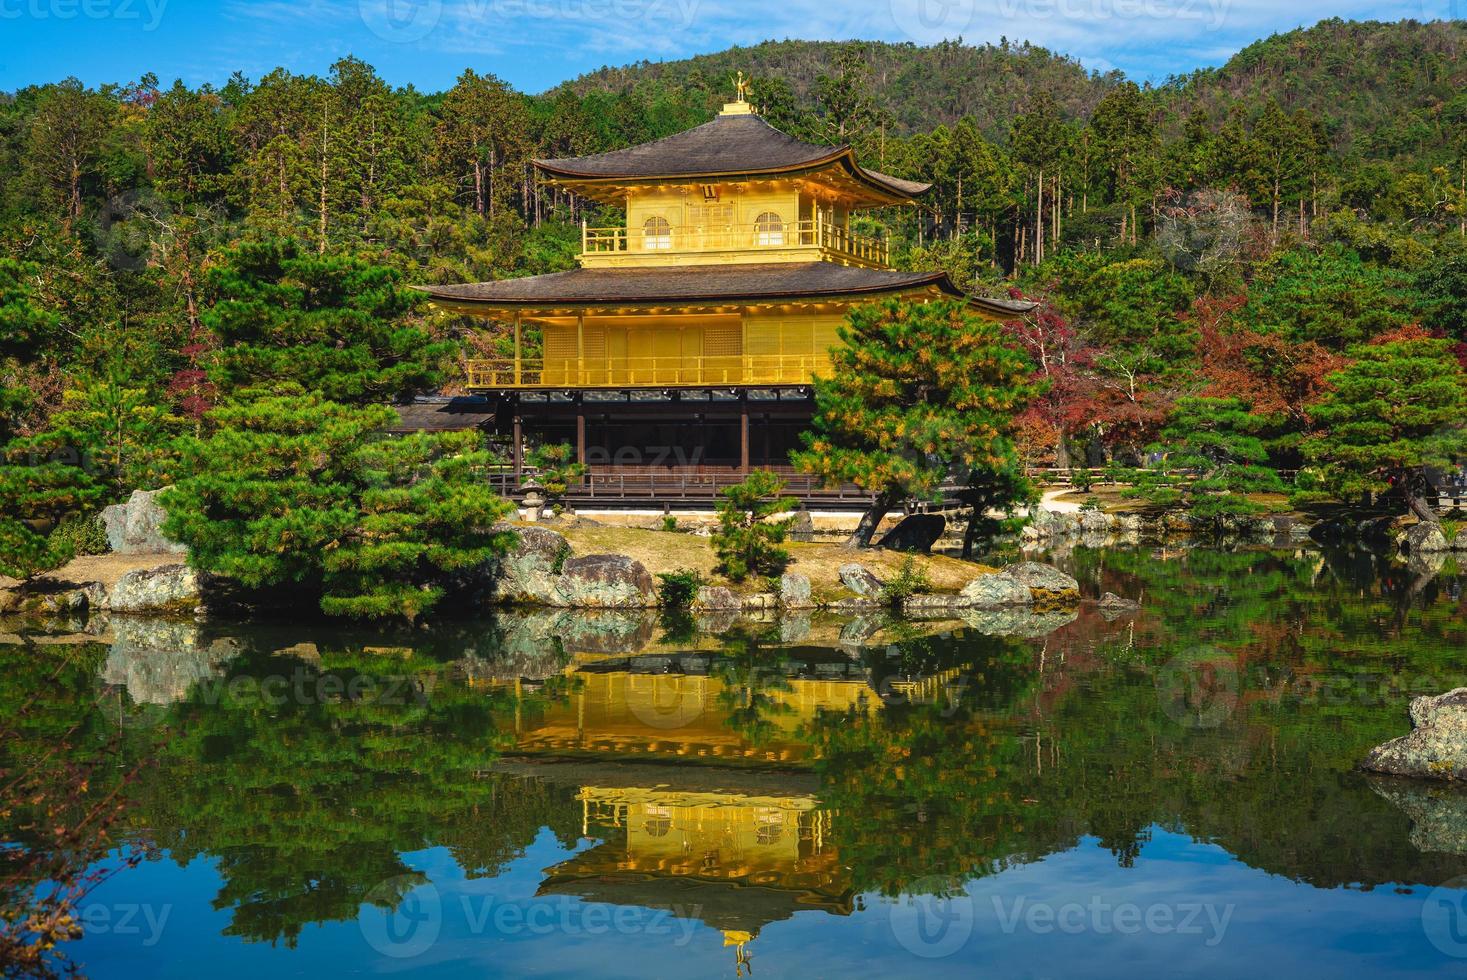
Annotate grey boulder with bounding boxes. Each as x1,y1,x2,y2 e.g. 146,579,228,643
101,488,187,555
1362,688,1467,781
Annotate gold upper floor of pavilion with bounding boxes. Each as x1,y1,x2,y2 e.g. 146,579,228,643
537,94,927,272
419,86,1037,391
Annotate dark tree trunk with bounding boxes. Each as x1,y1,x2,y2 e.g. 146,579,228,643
961,509,983,559
845,490,899,549
1404,480,1439,525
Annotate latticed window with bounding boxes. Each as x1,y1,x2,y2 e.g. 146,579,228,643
642,215,672,250
754,211,785,246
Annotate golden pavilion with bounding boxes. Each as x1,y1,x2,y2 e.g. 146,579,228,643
419,80,1033,495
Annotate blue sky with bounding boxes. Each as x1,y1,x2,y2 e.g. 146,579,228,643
0,0,1458,93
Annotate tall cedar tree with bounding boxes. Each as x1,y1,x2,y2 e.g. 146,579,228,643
204,237,455,403
1301,334,1467,522
161,392,514,620
793,298,1039,548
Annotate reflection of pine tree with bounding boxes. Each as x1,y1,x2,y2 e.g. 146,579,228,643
709,628,795,747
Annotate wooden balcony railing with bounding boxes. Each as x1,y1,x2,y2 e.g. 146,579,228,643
466,353,827,389
582,214,889,266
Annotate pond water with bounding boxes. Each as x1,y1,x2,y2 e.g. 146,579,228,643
4,546,1467,978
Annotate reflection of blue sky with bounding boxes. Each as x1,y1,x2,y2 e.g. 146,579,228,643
0,2,1450,93
72,827,1466,978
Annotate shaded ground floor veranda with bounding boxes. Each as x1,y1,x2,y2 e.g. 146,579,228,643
390,389,910,511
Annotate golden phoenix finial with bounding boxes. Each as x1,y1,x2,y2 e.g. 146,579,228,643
735,70,751,102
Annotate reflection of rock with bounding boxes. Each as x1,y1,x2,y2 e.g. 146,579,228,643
693,610,740,635
100,617,239,704
109,564,201,615
778,613,812,643
838,563,885,599
1406,549,1446,580
101,488,187,555
485,524,569,605
1367,777,1467,854
777,573,813,609
838,614,885,647
555,554,657,608
959,607,1078,637
1362,689,1467,781
876,514,945,553
494,609,657,660
901,594,964,617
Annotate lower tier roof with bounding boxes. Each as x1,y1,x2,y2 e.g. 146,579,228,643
416,262,1036,319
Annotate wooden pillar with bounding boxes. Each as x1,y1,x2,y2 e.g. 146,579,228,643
575,393,586,468
739,390,750,473
512,412,523,478
512,312,522,386
576,313,585,387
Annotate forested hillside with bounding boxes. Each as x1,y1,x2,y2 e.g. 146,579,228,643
1,17,1465,583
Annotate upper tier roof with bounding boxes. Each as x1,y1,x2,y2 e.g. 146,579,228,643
417,262,1037,320
535,112,930,202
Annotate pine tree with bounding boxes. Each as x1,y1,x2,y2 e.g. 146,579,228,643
711,470,797,581
1129,397,1286,532
204,237,455,404
0,459,103,580
793,299,1038,548
160,391,513,620
1301,334,1467,522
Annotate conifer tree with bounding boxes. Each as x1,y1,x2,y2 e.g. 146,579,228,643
1129,397,1286,531
793,299,1038,549
203,237,455,404
161,390,513,620
1301,334,1467,522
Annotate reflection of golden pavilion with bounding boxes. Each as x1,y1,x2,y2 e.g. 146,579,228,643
538,784,852,957
505,653,879,764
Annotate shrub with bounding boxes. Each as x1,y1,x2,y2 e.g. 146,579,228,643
712,470,796,582
50,511,109,557
661,514,679,532
880,555,933,605
656,568,704,608
526,442,586,504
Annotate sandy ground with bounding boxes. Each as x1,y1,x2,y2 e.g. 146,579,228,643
0,552,182,592
557,523,991,596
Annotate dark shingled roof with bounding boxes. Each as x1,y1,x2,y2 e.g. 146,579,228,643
536,113,930,199
417,262,1036,319
387,396,496,433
